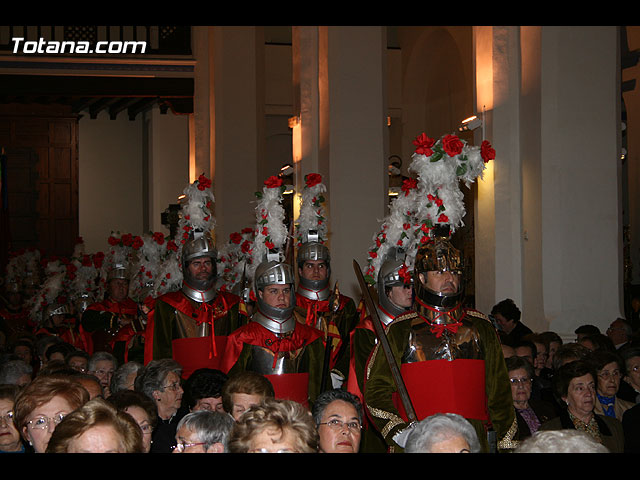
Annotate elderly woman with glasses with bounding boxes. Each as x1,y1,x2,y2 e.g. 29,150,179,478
13,375,89,453
591,350,634,420
505,356,557,444
134,358,187,453
539,359,624,453
172,410,234,453
46,397,143,453
0,385,26,453
311,389,362,453
228,397,319,453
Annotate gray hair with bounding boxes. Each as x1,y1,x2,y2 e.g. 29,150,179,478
88,351,118,372
110,361,143,396
404,413,481,453
311,389,363,426
0,359,33,385
134,359,182,400
515,430,610,453
176,410,234,452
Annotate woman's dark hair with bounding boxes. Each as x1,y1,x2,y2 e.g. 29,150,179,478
491,298,521,322
553,359,597,400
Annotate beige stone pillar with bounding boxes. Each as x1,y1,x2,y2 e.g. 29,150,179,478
292,26,389,299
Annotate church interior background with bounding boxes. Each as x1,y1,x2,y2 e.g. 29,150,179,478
0,25,638,343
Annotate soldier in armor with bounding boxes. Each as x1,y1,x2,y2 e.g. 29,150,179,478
363,227,515,452
347,247,413,452
295,234,359,388
82,264,144,363
220,258,325,408
146,231,247,378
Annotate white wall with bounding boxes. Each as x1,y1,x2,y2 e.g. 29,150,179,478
78,112,144,253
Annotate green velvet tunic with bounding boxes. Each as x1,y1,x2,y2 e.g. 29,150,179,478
363,309,516,453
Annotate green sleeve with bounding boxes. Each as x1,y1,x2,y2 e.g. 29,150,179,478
151,299,176,360
471,314,517,446
81,308,115,333
362,320,410,448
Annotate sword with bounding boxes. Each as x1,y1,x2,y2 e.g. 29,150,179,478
352,259,417,424
319,281,341,392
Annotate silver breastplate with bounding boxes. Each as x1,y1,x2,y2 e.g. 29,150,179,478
402,317,482,363
296,284,331,302
181,283,217,303
246,342,306,375
252,310,296,336
174,308,210,338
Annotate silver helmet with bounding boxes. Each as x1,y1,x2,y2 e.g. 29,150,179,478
253,259,296,335
107,263,128,282
296,231,331,294
181,230,218,295
377,247,413,318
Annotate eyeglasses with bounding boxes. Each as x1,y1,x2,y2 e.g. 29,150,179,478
598,370,621,380
91,369,114,377
162,381,182,392
26,413,66,430
0,411,14,426
509,377,533,386
172,441,206,452
318,418,362,432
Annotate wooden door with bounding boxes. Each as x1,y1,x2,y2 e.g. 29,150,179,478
0,112,79,264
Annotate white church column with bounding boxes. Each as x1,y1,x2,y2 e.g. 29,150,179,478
474,26,623,338
293,26,389,299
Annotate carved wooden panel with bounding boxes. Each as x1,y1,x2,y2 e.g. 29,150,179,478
0,111,78,259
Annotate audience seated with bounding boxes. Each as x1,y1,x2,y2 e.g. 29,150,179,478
173,410,234,453
404,413,481,453
227,397,318,453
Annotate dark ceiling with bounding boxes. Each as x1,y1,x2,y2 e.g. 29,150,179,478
0,74,194,120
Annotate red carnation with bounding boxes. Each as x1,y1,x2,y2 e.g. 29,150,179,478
152,232,165,245
197,174,212,191
230,232,243,244
265,240,275,250
81,255,92,267
241,240,252,254
264,175,283,188
413,133,435,156
108,236,120,246
121,233,133,246
93,252,105,269
401,178,418,197
241,227,254,235
442,134,464,157
132,236,144,250
167,240,178,252
438,213,449,223
305,173,322,188
481,140,496,163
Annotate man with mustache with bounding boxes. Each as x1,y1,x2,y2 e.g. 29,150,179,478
363,226,515,453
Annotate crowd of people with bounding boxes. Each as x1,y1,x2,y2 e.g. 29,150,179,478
1,133,639,454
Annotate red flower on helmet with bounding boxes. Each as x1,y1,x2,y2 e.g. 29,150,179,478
167,240,178,252
305,173,322,187
230,232,243,244
108,236,120,246
121,233,133,247
152,232,165,245
132,236,144,250
438,213,449,223
401,178,418,196
442,134,464,157
481,140,496,163
413,133,435,156
197,174,212,191
264,176,283,188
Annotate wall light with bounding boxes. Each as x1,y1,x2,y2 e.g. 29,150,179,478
458,115,483,132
